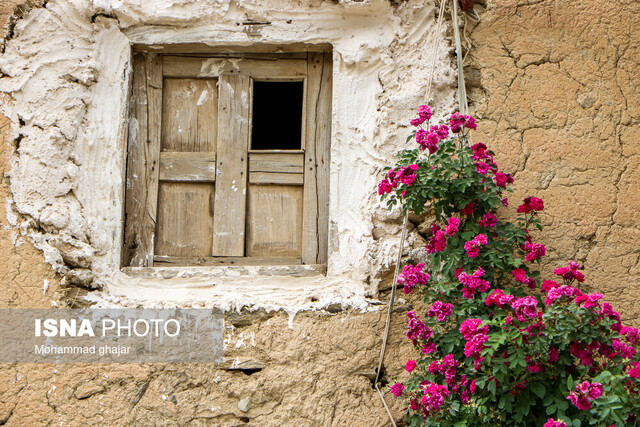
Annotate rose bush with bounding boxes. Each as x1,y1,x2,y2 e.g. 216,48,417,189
379,106,640,426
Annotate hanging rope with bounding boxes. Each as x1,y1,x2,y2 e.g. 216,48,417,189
373,1,447,425
452,0,469,116
374,0,471,424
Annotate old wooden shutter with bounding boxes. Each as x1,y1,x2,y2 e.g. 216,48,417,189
155,74,218,260
123,52,331,267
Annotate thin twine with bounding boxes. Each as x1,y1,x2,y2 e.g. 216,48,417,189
452,0,469,116
452,0,473,148
373,1,448,425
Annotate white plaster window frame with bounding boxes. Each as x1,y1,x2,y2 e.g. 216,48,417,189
94,37,353,310
90,24,372,310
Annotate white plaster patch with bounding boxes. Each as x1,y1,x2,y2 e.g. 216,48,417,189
0,0,456,313
196,89,209,106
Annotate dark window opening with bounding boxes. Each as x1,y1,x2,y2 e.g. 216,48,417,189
251,81,303,150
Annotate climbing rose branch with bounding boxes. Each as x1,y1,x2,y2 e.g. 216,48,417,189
379,106,640,426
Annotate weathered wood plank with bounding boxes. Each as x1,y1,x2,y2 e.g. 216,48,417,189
163,57,307,78
155,182,214,257
131,42,332,55
165,53,309,60
212,75,250,256
122,263,326,278
119,50,136,267
248,172,303,185
246,185,303,258
162,78,217,152
248,152,304,173
122,53,148,266
314,52,332,266
302,52,332,265
248,149,305,154
122,53,163,267
145,54,163,266
153,256,302,266
159,152,216,182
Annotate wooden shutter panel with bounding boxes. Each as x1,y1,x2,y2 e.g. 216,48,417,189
154,77,218,261
123,53,162,267
246,151,305,259
246,53,332,263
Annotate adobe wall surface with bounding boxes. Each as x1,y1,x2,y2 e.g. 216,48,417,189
467,0,640,322
0,0,639,426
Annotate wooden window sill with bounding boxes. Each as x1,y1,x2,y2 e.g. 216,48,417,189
121,263,326,279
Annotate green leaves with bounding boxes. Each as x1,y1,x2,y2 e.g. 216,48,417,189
531,382,546,399
487,379,497,396
381,116,640,427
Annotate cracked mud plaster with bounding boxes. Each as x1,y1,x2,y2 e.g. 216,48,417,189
466,0,640,321
0,0,457,312
0,305,425,426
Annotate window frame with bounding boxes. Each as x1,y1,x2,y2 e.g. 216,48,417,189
121,49,332,270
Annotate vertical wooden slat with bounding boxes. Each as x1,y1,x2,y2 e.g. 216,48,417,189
212,75,250,256
302,52,332,265
145,54,163,266
122,54,147,266
122,53,163,267
119,51,136,267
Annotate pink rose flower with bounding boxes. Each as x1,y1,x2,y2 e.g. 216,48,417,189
391,382,404,397
478,212,497,227
427,301,454,321
417,104,432,121
397,263,430,294
444,217,460,236
377,179,394,195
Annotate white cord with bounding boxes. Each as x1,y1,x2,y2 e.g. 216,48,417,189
374,1,448,424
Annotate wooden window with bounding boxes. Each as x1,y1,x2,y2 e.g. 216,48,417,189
122,52,332,268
